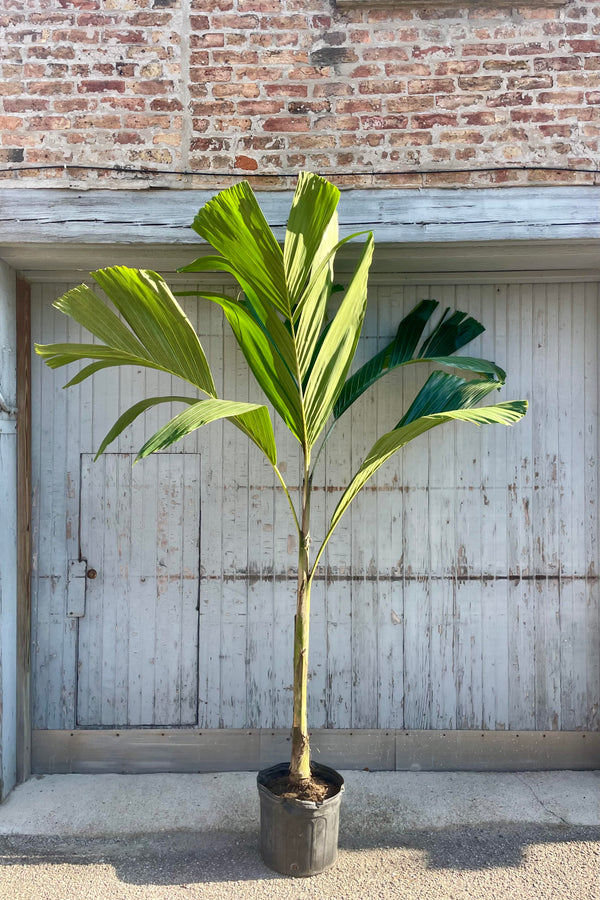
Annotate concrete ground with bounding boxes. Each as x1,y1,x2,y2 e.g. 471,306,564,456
0,771,598,899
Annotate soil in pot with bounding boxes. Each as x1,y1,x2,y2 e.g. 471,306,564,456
264,772,338,803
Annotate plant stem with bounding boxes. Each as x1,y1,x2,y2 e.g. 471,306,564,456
289,459,312,783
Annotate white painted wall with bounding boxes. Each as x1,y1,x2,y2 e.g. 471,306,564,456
0,260,17,799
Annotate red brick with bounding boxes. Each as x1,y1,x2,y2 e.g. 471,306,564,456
263,116,310,132
385,63,430,77
288,100,329,114
388,96,435,113
439,129,485,144
191,33,224,48
238,100,285,115
457,76,503,91
27,80,73,94
359,79,405,94
234,154,258,170
264,83,307,98
539,123,573,137
564,39,600,53
114,132,144,144
435,60,480,76
508,42,556,56
534,56,581,71
4,98,49,112
408,78,455,94
486,92,534,107
0,116,22,130
150,98,183,111
28,115,70,129
360,115,408,130
413,113,460,132
79,80,125,93
462,43,507,56
461,111,497,126
538,90,584,103
190,66,232,82
211,15,259,29
482,59,529,72
506,75,553,89
314,115,359,131
337,98,382,114
510,109,555,122
412,45,455,59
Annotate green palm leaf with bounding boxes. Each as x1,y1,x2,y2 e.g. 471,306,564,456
320,398,528,560
94,396,196,460
333,299,498,420
187,181,290,318
137,399,276,461
284,171,340,308
303,233,374,446
36,268,217,397
199,291,304,443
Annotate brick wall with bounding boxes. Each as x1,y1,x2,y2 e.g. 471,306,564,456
1,0,599,189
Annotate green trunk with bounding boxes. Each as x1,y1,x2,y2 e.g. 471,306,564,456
289,468,312,783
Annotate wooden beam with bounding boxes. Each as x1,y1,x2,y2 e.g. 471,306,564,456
16,278,31,784
32,729,600,774
0,187,599,247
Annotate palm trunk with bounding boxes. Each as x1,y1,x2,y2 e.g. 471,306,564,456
289,464,312,783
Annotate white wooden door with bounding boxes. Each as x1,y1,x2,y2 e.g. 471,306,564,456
75,452,201,727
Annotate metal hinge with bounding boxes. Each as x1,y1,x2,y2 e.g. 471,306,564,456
67,559,87,618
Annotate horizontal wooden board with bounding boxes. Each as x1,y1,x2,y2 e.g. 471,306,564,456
32,729,600,774
1,187,600,248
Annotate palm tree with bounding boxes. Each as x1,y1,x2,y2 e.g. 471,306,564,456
36,172,526,788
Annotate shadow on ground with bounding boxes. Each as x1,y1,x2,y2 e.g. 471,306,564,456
0,825,598,887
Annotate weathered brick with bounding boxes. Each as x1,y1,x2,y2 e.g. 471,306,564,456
486,91,534,107
360,115,409,130
435,60,480,76
457,76,503,91
359,79,405,94
408,78,455,94
461,111,497,126
412,112,457,128
309,47,358,67
538,90,585,103
238,100,285,115
506,75,554,89
263,116,310,132
439,129,485,144
534,56,582,71
79,80,125,93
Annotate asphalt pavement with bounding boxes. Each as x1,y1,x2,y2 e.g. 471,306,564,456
0,771,598,899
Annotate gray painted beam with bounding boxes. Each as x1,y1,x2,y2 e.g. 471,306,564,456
1,187,599,247
32,729,600,774
0,261,18,801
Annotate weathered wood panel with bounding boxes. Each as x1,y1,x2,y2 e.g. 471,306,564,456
30,277,600,735
0,261,18,799
31,729,600,775
76,453,201,727
3,188,600,246
16,278,31,784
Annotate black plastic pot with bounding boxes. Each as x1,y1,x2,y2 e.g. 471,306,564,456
256,761,345,877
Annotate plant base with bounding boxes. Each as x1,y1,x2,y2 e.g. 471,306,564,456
256,761,345,877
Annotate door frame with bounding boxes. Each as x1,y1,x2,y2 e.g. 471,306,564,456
4,185,600,780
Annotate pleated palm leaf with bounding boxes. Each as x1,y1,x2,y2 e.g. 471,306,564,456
36,172,527,785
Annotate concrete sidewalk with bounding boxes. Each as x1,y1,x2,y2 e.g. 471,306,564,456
0,771,598,899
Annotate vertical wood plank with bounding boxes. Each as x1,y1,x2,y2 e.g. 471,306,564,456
16,278,32,783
